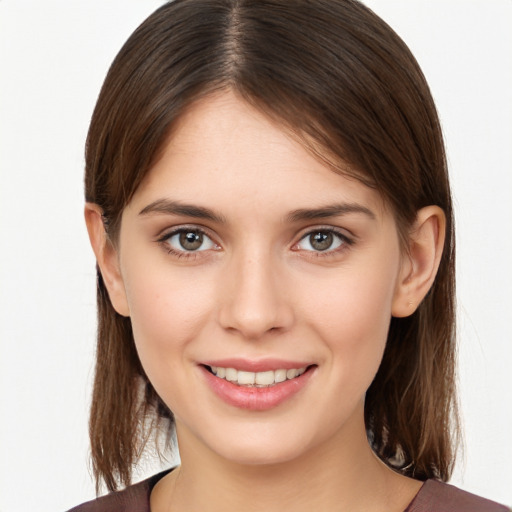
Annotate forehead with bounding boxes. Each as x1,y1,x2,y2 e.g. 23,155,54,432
127,91,388,221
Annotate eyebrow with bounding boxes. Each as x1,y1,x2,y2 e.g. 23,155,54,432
139,198,375,224
286,203,376,222
139,199,227,223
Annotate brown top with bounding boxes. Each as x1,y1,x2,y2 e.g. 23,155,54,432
403,479,509,512
67,469,509,512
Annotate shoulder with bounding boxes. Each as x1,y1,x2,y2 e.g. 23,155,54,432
406,479,509,512
66,470,172,512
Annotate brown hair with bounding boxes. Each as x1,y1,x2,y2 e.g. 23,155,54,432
85,0,458,492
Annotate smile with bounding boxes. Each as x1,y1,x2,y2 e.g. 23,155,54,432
201,362,316,410
208,366,308,387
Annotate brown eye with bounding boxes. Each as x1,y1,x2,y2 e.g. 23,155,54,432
179,231,203,250
163,229,217,253
296,229,347,253
309,232,334,251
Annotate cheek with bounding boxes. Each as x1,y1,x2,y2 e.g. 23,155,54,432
301,254,400,386
121,262,215,373
306,264,396,339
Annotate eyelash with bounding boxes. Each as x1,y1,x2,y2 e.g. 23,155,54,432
156,226,354,260
293,227,354,259
157,226,219,260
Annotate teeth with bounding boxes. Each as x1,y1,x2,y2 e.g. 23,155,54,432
255,370,274,386
286,369,298,379
209,366,308,387
237,371,255,385
225,367,238,382
274,369,287,383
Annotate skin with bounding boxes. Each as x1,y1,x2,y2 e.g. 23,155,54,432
86,91,446,512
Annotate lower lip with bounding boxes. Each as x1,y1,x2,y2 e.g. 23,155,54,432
200,366,315,411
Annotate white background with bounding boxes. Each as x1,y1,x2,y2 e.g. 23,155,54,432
0,1,511,510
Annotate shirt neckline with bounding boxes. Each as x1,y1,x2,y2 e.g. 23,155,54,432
146,469,429,512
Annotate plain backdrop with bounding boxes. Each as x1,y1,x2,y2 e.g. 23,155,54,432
1,1,511,511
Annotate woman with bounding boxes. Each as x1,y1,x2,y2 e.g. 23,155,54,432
69,0,508,510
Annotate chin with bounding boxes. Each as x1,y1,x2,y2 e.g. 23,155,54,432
218,443,308,467
193,422,320,467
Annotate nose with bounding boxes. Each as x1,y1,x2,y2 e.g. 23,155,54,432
218,250,294,340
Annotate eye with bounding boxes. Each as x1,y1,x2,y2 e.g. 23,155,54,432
295,229,348,252
163,228,218,253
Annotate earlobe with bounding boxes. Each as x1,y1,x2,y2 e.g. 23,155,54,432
392,206,446,318
84,203,130,317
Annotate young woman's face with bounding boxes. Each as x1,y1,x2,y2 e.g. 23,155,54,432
115,91,406,466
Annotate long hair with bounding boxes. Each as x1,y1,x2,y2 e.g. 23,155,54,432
85,0,458,492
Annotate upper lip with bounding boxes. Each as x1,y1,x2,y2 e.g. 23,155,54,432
201,358,314,373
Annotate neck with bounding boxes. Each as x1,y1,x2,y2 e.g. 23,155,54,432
151,411,421,512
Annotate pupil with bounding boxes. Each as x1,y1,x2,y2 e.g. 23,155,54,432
180,231,202,250
310,232,332,251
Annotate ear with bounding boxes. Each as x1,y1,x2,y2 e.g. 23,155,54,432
84,203,130,317
392,206,446,318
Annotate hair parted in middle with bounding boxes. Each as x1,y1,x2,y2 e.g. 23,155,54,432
85,0,458,492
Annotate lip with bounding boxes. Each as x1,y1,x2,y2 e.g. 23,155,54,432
199,360,316,411
201,358,312,373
